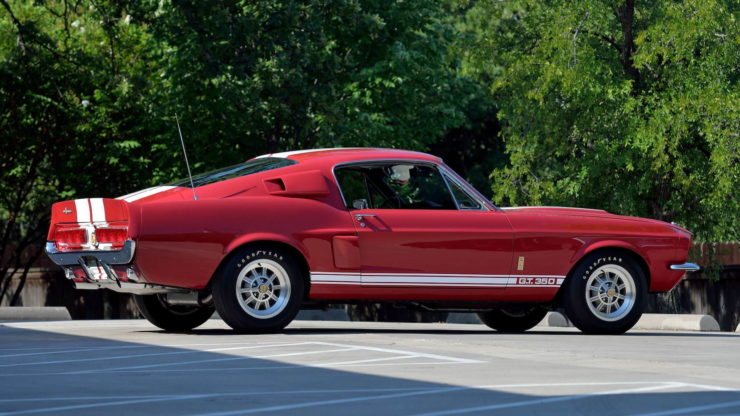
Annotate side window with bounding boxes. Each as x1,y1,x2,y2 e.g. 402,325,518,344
445,175,482,210
378,164,456,210
335,163,458,210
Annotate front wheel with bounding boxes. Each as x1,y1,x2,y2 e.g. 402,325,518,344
134,294,214,332
212,247,305,333
563,250,646,334
477,305,548,333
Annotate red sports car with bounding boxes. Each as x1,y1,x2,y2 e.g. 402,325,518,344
45,148,698,334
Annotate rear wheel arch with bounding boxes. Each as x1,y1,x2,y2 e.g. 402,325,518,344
210,239,311,299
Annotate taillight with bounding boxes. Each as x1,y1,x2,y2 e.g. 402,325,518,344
95,228,127,243
54,229,87,245
51,224,128,251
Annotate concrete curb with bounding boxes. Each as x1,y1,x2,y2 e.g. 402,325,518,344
537,312,721,332
539,311,570,327
450,310,722,332
0,307,71,321
633,314,720,332
296,308,350,321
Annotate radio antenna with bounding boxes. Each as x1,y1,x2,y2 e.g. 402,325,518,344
175,113,198,200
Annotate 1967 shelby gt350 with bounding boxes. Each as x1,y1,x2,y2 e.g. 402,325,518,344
46,148,699,334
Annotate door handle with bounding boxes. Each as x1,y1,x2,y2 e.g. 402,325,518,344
354,213,377,221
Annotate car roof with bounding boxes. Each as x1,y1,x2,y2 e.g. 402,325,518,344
255,148,442,164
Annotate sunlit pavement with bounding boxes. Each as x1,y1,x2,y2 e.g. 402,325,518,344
1,319,739,415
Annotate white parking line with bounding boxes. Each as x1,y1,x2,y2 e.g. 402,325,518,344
0,361,470,377
312,341,484,363
0,341,481,376
317,355,417,367
407,384,685,416
193,386,473,416
0,342,308,368
0,387,436,404
629,399,740,416
0,394,208,416
0,381,731,416
71,348,357,374
0,345,149,358
0,341,297,356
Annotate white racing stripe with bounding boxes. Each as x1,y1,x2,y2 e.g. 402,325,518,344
89,198,106,223
73,199,91,223
256,148,365,159
119,186,177,203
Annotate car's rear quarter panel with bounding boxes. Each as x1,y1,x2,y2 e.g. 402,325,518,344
132,196,353,289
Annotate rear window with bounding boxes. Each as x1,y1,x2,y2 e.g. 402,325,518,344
169,157,296,188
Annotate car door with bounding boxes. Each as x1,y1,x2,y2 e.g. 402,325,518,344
334,161,514,294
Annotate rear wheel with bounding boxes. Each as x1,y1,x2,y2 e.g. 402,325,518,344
477,305,548,333
563,250,646,334
212,247,304,333
134,294,214,332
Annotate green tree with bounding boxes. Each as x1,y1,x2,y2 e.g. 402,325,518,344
460,0,739,240
145,0,472,182
0,0,162,303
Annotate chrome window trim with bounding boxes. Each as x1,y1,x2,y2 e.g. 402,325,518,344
331,159,493,212
438,169,462,210
436,164,497,211
439,171,487,211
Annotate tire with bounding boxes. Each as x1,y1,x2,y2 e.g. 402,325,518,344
563,250,646,334
212,246,305,333
134,294,214,332
477,305,548,333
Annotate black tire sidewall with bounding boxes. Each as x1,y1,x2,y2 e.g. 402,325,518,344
563,251,646,334
213,247,304,333
477,306,548,333
134,294,214,332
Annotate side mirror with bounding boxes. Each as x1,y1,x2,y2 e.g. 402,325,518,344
352,199,369,210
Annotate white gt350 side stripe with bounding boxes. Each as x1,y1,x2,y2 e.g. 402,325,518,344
310,272,565,288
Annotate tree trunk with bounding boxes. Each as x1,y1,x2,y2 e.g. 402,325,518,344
616,0,640,92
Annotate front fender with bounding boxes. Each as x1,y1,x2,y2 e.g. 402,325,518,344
575,240,643,264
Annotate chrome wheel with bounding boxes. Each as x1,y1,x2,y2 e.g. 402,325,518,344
584,264,636,322
235,259,291,319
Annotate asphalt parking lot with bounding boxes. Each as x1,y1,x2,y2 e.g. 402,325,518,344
1,319,739,416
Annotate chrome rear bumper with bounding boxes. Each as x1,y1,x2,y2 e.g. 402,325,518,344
45,240,136,266
45,240,136,286
669,262,701,272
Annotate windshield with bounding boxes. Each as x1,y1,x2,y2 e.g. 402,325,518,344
168,157,297,188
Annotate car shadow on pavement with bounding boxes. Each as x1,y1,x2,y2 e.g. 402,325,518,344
1,322,739,416
171,323,740,338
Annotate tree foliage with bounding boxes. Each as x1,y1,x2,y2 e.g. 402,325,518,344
143,0,475,182
0,0,474,302
460,0,739,240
